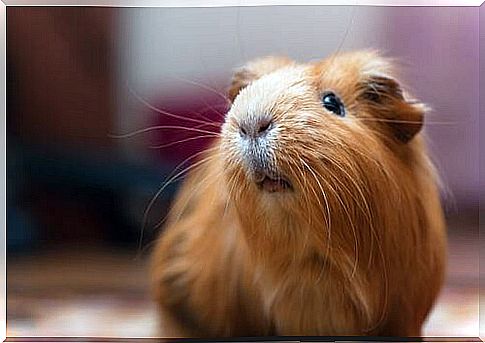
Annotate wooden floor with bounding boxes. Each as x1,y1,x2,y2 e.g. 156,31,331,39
6,227,480,338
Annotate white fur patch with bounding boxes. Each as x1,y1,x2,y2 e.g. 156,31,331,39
230,65,312,123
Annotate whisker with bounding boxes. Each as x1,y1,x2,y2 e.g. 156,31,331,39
194,95,229,121
301,159,331,229
286,161,313,262
170,75,231,105
321,158,389,332
316,7,356,85
148,152,221,231
319,169,359,280
170,165,224,226
188,103,227,122
353,117,456,125
299,159,334,283
323,163,374,268
149,134,217,149
223,172,239,218
109,125,221,139
134,238,160,257
127,84,220,127
136,147,220,257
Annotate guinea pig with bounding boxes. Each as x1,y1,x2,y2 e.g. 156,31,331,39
150,50,447,338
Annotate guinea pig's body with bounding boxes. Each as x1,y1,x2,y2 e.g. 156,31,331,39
151,51,447,337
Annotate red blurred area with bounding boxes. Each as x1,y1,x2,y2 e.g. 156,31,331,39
147,92,227,164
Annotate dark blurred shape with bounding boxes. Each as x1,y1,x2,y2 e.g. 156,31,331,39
6,7,229,254
6,7,156,253
7,7,114,148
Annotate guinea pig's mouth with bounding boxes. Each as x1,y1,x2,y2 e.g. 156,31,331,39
255,173,293,193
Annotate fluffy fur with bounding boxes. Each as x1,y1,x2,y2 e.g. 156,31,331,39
151,50,447,337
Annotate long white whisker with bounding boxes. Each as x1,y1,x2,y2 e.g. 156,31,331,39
109,125,220,139
354,117,455,125
136,148,219,257
127,84,220,127
149,134,217,149
170,75,231,105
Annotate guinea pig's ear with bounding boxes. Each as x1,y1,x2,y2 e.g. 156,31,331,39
228,56,294,102
359,74,428,143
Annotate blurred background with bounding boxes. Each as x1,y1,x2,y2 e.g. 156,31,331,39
6,5,481,337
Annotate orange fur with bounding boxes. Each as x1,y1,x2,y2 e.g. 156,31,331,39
151,50,447,337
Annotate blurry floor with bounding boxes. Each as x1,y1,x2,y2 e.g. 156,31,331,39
7,247,159,337
7,221,480,338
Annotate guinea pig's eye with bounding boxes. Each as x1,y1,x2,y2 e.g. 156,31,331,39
322,92,345,117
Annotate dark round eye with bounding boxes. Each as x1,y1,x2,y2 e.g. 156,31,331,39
322,92,345,117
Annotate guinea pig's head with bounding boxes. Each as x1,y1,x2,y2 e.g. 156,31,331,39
220,51,428,243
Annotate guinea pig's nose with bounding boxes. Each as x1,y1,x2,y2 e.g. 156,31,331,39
239,118,272,138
